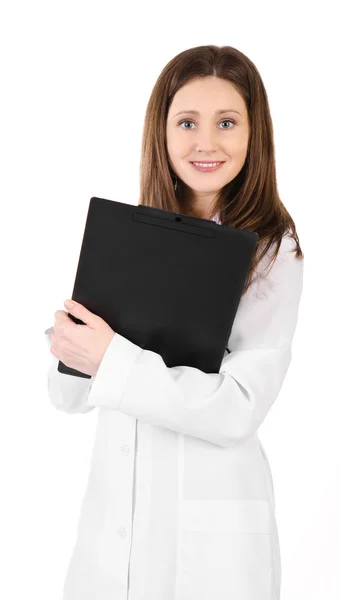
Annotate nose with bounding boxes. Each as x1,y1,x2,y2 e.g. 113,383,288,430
193,126,220,153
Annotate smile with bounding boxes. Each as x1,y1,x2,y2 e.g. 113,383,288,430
190,161,225,172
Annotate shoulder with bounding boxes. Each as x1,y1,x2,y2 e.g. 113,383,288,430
251,233,304,300
229,233,304,350
259,232,303,272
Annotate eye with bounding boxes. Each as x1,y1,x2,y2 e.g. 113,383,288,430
178,119,235,130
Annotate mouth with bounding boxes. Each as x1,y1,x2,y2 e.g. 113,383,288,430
189,161,225,172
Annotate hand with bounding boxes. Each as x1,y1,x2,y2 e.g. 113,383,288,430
50,299,115,377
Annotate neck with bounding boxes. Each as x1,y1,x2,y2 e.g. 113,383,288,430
179,187,219,220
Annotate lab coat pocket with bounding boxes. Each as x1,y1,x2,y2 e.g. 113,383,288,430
177,499,275,600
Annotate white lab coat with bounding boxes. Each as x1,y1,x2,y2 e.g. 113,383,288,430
45,222,304,600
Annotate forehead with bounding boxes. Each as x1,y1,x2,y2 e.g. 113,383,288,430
168,77,246,117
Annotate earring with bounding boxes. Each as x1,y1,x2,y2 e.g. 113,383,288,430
174,176,178,191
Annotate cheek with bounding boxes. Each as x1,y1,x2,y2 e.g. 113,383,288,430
167,132,181,156
167,127,191,156
226,141,248,168
225,127,249,153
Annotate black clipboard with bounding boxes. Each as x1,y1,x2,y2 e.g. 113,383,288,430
57,197,259,378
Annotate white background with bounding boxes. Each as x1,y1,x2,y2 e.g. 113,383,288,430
1,0,339,598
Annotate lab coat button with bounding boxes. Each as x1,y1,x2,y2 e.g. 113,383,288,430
121,444,130,456
117,527,127,538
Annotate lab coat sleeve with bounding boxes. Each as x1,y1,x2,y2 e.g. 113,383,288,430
44,328,96,414
86,234,304,447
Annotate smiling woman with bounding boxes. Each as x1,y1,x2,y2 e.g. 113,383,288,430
46,44,304,600
167,79,249,193
138,47,303,299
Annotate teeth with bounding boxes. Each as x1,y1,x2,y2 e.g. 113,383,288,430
192,162,222,167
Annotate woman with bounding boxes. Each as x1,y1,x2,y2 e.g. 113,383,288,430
45,45,304,600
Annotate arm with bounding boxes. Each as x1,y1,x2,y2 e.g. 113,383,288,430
44,328,96,414
86,234,304,447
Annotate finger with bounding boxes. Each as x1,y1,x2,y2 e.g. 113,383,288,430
50,331,61,351
64,299,99,329
54,309,69,321
50,344,61,359
53,311,69,334
53,311,77,340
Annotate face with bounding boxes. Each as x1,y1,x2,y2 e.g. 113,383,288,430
166,76,250,219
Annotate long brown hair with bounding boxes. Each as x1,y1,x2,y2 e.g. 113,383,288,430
137,45,303,295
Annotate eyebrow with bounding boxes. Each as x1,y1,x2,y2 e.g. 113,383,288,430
172,109,242,118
